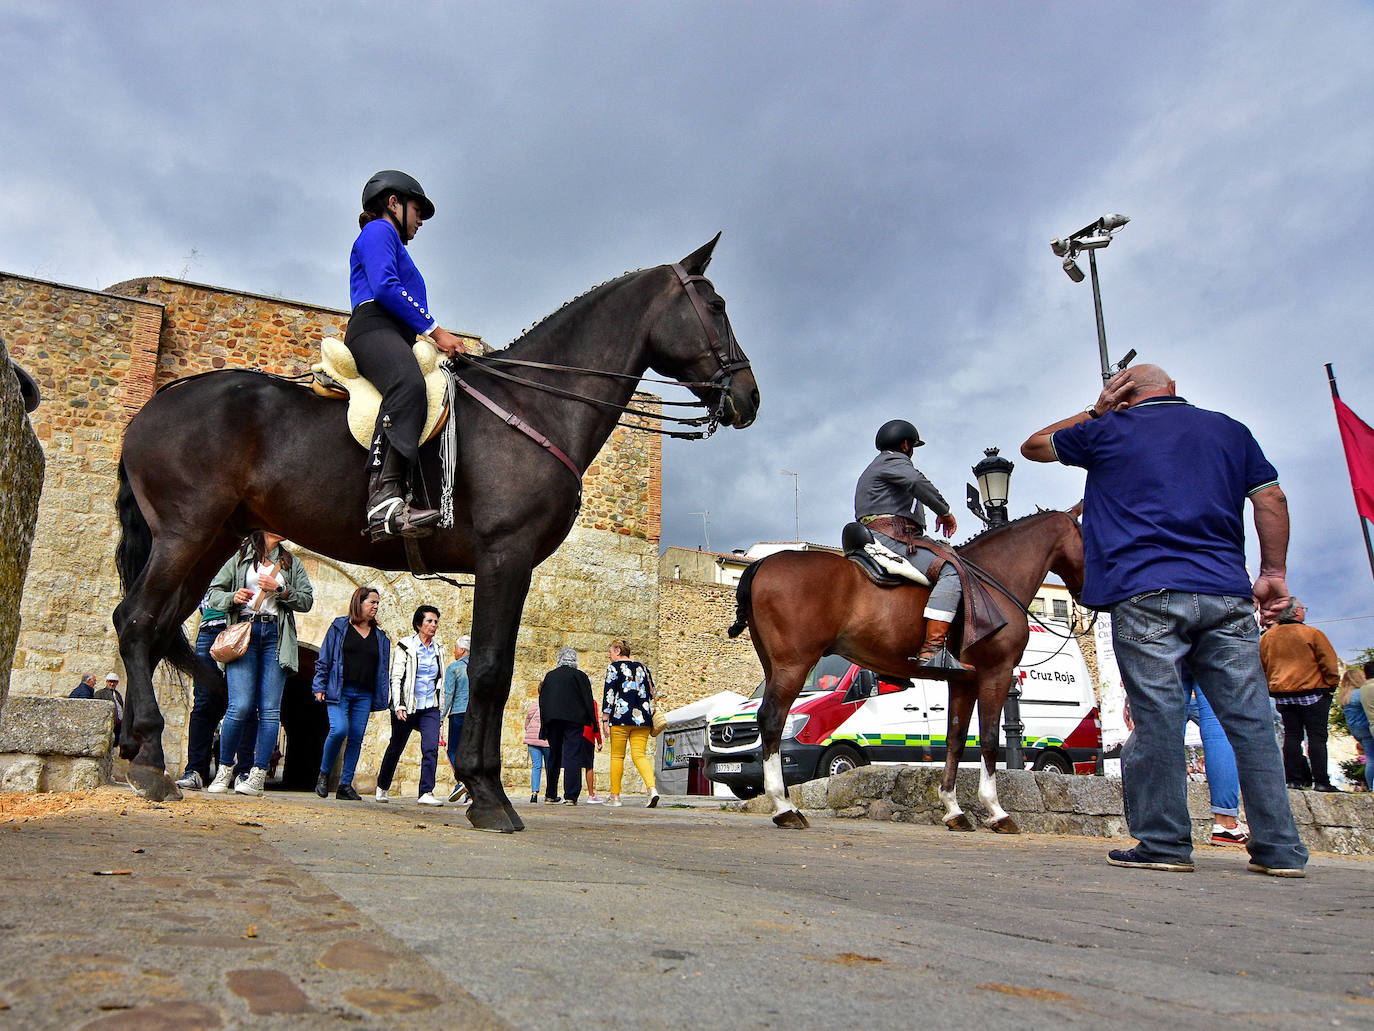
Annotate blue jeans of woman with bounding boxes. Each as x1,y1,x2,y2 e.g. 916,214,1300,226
446,713,465,777
321,683,373,786
527,744,550,793
376,707,442,796
219,621,287,772
1342,688,1374,789
185,618,255,781
1186,677,1240,818
1111,590,1307,870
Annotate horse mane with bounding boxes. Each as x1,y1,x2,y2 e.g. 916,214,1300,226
957,507,1069,550
480,267,652,361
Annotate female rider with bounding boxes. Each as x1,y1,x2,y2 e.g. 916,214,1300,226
348,170,466,539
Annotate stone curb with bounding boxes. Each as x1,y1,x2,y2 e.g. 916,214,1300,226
737,765,1374,855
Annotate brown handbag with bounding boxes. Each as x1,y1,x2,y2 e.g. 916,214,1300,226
209,561,278,663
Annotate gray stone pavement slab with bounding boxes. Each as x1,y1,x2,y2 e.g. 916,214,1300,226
2,789,1371,1029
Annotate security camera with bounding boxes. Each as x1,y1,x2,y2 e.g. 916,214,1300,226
1074,234,1113,250
1062,257,1085,282
1050,237,1071,258
1099,213,1130,232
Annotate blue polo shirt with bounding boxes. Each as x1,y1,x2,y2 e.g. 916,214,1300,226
1050,396,1278,608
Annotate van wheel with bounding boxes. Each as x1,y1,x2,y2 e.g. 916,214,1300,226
1032,751,1072,774
728,784,762,800
818,744,867,778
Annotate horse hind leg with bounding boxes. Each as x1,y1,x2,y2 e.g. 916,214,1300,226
758,669,808,829
978,681,1019,834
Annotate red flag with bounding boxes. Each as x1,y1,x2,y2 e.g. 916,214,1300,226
1335,397,1374,521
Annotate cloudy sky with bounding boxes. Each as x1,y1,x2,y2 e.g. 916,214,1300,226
4,2,1373,655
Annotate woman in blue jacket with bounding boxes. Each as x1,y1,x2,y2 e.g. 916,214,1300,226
313,586,392,800
348,169,466,540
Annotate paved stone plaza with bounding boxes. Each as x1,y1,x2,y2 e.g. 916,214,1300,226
1,787,1370,1030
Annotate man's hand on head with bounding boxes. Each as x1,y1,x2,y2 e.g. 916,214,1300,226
1095,368,1137,414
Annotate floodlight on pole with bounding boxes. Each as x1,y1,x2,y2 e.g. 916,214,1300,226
1049,213,1133,382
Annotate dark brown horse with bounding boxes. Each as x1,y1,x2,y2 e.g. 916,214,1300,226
727,508,1084,829
113,236,758,830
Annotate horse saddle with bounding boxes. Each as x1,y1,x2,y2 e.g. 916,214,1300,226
841,522,931,587
311,337,449,449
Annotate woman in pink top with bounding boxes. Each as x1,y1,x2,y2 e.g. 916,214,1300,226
523,697,550,804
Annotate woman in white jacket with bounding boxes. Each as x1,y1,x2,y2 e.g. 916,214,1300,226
374,605,445,805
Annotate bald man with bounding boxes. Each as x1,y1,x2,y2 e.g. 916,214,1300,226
1021,365,1306,877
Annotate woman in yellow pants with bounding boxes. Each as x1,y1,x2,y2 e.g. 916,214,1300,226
601,639,660,808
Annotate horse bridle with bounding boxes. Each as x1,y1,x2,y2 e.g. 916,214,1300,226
670,262,752,429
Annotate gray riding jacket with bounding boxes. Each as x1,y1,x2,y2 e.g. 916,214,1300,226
854,450,950,534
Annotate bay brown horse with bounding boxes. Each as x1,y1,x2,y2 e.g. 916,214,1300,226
727,508,1085,829
113,236,758,831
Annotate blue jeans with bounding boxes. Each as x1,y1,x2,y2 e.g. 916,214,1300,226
1343,688,1374,789
219,621,287,772
446,713,465,777
1185,675,1240,818
1112,591,1307,870
321,684,373,786
527,744,550,792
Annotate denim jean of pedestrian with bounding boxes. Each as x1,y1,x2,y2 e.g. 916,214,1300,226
446,712,465,777
527,744,550,793
187,619,256,780
321,683,373,786
1342,688,1374,790
1186,678,1239,817
219,621,287,772
1112,590,1307,870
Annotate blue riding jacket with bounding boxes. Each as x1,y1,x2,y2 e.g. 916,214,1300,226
348,218,437,336
312,616,392,711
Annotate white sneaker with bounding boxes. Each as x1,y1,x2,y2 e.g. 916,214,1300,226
206,766,235,794
585,794,605,805
606,795,623,807
417,792,443,806
235,767,267,796
646,789,660,808
375,787,389,803
175,770,204,791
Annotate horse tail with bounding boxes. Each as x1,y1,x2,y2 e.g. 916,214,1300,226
727,558,765,638
115,458,198,676
115,458,151,595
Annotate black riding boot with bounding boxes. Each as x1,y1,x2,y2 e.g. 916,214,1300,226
366,435,440,541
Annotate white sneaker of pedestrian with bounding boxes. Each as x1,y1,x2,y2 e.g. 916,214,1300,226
206,766,235,794
646,789,660,808
235,767,267,796
375,787,390,803
585,793,604,805
175,770,204,791
606,795,623,807
417,792,443,806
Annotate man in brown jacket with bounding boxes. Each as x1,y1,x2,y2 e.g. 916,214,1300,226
1259,599,1339,791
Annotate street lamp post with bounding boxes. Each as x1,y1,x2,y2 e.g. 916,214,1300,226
1051,213,1135,383
971,447,1015,527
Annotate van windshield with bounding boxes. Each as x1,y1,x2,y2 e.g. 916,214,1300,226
749,654,852,699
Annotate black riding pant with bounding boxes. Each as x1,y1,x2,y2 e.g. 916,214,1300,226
343,301,425,464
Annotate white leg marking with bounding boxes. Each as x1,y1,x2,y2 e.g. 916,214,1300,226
979,762,1009,823
763,752,795,817
938,784,963,823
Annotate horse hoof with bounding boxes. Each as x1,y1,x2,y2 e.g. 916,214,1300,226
500,800,526,832
467,803,519,833
772,810,810,829
944,813,975,832
128,765,182,802
989,816,1020,834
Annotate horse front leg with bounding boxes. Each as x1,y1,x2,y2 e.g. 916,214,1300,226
758,666,808,829
939,684,978,831
459,549,533,833
978,674,1019,834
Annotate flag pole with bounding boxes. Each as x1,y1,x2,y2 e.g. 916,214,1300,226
1327,362,1374,582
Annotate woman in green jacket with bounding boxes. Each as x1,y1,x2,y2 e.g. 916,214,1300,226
204,532,314,796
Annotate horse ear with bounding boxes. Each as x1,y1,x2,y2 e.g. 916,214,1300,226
680,232,722,275
1068,500,1084,520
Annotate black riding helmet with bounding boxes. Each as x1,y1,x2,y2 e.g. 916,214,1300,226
875,419,924,451
361,170,435,220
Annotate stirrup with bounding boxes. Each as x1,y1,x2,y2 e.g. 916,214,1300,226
918,645,973,675
367,496,437,541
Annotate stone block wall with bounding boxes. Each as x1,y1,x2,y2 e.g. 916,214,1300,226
1,331,45,719
658,578,762,704
0,695,114,792
1,270,664,795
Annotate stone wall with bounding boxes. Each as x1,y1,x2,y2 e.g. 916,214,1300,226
658,578,762,704
0,333,45,719
0,271,662,794
0,695,114,792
